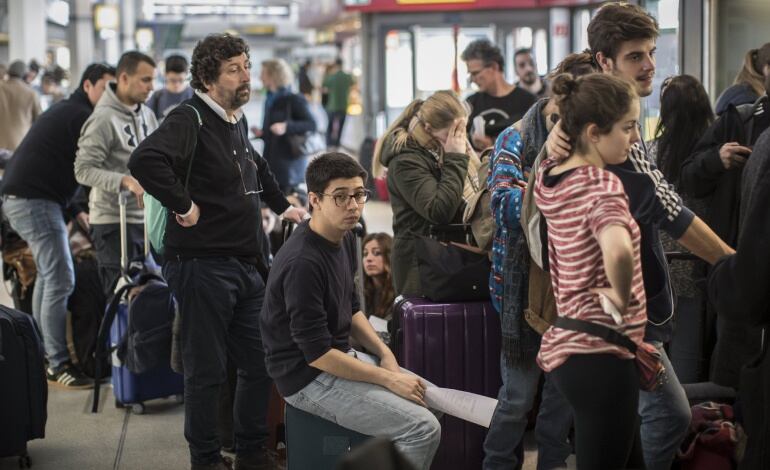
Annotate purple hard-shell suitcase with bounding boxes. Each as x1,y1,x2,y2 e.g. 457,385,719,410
397,297,502,470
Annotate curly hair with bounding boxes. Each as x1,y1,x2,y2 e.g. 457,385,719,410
587,3,659,62
190,34,250,92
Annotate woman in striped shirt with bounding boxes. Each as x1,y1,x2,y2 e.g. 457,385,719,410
534,73,646,469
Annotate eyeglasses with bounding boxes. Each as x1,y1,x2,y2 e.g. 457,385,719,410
317,189,371,207
467,66,489,79
233,158,263,196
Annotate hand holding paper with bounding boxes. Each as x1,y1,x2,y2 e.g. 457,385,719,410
424,385,498,428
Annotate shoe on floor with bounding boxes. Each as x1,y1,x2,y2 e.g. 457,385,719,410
46,362,93,389
235,449,282,470
191,456,233,470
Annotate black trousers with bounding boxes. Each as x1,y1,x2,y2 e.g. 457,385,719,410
90,223,144,297
326,111,347,147
551,353,646,470
164,257,271,465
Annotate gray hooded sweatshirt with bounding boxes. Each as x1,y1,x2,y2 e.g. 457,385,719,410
75,82,158,224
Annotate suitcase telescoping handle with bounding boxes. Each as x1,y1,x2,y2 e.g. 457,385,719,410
352,223,366,316
118,190,150,277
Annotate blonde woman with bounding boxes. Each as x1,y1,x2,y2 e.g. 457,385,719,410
253,58,317,194
373,90,479,296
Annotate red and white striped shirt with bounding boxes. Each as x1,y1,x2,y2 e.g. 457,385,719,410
534,160,647,372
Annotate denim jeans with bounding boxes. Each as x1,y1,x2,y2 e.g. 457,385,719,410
284,350,442,470
483,354,573,470
164,257,272,465
638,342,692,470
2,196,74,370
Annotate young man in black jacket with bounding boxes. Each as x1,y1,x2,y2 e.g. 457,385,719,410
128,34,305,470
1,63,115,389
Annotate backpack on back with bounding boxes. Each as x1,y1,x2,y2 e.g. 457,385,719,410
144,103,203,254
519,145,557,334
462,148,495,252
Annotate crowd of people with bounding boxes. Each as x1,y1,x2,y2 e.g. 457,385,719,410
1,2,769,470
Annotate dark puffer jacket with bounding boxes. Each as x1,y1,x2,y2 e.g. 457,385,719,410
379,134,469,296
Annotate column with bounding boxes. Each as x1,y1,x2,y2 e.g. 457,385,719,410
120,0,137,52
68,0,95,92
549,7,570,70
8,0,47,64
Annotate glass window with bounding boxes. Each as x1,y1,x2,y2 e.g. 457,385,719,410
571,9,592,53
385,30,414,123
643,0,680,141
505,27,549,83
714,0,770,100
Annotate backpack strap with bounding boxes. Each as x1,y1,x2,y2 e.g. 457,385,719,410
553,316,638,353
182,103,203,189
91,283,135,413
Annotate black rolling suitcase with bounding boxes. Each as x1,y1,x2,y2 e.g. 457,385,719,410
0,305,47,468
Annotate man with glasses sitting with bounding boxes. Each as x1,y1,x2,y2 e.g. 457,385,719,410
260,152,442,470
129,33,306,470
461,39,536,150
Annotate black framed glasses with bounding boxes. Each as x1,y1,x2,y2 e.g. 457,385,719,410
317,189,371,207
233,157,263,196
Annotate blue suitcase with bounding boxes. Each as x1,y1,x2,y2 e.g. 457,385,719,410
109,298,184,413
92,192,183,414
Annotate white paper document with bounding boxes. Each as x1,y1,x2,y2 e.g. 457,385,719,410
424,386,498,428
368,315,389,333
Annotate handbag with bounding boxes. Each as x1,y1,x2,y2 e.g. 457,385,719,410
415,231,491,303
286,99,325,159
553,316,665,391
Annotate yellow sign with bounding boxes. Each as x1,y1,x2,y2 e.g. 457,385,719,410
243,25,276,36
396,0,474,4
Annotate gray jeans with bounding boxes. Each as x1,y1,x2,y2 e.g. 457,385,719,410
284,350,442,470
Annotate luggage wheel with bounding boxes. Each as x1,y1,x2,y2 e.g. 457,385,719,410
173,394,184,404
18,453,31,469
115,399,125,409
131,403,145,414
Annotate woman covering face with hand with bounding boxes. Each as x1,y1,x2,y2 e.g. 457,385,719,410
372,90,479,296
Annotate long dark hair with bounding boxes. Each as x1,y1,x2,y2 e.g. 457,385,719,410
654,75,714,186
362,233,395,319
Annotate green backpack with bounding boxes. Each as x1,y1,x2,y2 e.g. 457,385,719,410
144,103,203,254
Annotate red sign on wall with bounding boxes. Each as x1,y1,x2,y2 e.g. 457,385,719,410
345,0,601,12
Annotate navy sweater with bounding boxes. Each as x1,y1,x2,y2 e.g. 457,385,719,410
260,222,360,397
1,89,92,216
128,95,290,261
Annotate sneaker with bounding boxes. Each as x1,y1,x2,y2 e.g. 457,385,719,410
47,362,93,389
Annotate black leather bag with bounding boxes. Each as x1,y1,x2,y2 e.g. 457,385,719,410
415,235,490,302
